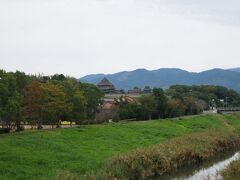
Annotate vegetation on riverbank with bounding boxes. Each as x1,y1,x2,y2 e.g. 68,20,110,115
94,129,240,179
0,114,239,179
221,158,240,180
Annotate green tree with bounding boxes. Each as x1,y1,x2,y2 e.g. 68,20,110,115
80,83,104,123
4,92,22,130
139,95,157,120
71,89,87,123
0,75,8,126
0,72,19,129
41,82,72,128
153,88,167,119
52,79,87,123
51,74,66,81
183,96,200,115
117,102,142,120
166,98,186,118
14,71,31,93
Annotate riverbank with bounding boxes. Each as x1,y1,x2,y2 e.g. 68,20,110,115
93,129,240,179
221,157,240,180
0,113,240,179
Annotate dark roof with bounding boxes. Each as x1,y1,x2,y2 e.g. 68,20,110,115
133,86,141,90
143,86,152,91
97,77,114,86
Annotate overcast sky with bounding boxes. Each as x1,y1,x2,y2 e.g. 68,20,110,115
0,0,240,77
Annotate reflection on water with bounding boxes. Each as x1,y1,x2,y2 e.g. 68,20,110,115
186,152,239,180
159,151,240,180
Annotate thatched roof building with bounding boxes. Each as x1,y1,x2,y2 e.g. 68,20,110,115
97,77,115,94
143,86,152,93
128,86,141,94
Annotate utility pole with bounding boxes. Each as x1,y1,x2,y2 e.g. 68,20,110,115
226,97,229,108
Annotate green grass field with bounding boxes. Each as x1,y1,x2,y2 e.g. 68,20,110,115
0,114,240,179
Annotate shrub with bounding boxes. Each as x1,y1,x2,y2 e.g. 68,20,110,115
221,159,240,180
15,126,25,132
0,128,10,134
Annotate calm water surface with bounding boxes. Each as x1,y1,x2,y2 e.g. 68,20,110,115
159,151,240,180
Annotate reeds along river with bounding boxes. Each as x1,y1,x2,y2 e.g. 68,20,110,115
160,151,240,180
99,129,240,180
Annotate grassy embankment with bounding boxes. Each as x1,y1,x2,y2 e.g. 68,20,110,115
0,113,240,179
96,129,240,179
220,113,240,180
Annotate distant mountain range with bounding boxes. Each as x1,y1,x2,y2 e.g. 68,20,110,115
228,68,240,73
79,68,240,92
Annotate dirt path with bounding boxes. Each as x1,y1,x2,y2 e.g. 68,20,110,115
217,114,236,130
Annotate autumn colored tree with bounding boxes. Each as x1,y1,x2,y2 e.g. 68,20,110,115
23,81,45,129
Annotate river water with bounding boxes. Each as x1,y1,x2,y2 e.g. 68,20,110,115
160,151,240,180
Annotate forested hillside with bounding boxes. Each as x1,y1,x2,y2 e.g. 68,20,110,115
80,68,240,92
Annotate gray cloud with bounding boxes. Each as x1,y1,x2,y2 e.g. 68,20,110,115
0,0,240,77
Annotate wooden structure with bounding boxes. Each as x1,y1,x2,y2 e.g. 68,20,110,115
97,77,115,94
143,86,152,93
128,86,141,94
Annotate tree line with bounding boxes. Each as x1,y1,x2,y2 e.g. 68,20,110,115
1,69,240,131
0,70,103,131
115,85,240,121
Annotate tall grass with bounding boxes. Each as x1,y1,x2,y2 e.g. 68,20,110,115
93,129,240,179
221,158,240,180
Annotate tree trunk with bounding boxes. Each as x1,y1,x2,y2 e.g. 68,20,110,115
148,114,152,120
51,119,54,129
37,119,43,130
16,119,21,131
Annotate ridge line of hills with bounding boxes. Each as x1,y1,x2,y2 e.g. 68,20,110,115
79,68,240,92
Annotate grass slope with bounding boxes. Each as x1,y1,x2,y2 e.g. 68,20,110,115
100,129,240,179
0,114,239,179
